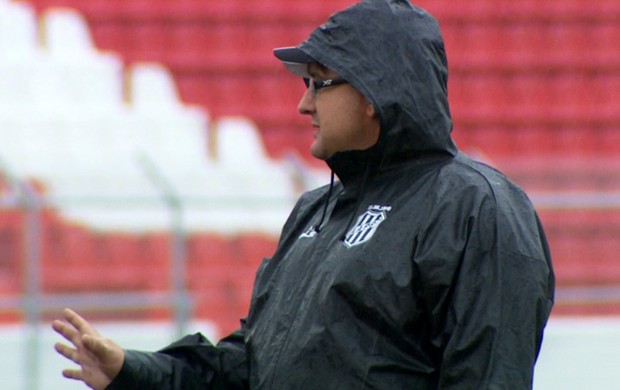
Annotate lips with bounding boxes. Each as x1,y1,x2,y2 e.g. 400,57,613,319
311,122,320,138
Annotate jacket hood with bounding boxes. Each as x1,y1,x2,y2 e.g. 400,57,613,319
299,0,457,164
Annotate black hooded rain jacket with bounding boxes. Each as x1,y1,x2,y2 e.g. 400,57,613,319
108,1,554,389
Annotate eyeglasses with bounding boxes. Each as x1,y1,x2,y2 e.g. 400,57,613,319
303,77,348,95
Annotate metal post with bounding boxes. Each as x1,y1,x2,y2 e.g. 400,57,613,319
138,155,190,337
21,182,42,390
170,196,190,337
0,160,42,390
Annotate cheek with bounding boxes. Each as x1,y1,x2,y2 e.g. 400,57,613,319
315,103,337,138
318,111,349,143
315,93,373,150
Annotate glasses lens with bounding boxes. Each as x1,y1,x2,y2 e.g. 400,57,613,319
303,78,310,88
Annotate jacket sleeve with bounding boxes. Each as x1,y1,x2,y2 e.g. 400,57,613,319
415,190,554,389
106,323,248,390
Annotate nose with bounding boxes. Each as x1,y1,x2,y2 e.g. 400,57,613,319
297,88,315,116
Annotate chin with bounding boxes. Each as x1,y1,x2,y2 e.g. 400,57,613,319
310,144,330,161
310,152,329,161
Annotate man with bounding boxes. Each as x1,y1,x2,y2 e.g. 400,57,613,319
53,0,555,388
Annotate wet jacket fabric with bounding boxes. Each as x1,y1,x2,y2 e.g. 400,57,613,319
107,0,554,389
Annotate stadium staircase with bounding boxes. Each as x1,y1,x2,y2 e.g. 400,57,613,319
0,0,619,335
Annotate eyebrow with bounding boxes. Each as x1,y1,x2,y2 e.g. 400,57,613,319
307,65,320,78
307,63,332,79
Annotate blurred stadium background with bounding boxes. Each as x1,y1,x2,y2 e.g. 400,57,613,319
0,0,618,388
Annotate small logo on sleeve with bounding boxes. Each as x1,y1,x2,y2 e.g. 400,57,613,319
299,225,318,239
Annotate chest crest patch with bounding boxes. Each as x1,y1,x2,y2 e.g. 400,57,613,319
343,205,391,248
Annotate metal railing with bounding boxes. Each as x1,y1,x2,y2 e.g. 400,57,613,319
0,158,193,390
1,158,620,389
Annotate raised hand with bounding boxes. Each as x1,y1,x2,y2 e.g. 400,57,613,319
52,308,125,390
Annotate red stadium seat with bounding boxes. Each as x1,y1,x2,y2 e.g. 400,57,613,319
0,209,24,294
186,234,235,291
15,0,620,323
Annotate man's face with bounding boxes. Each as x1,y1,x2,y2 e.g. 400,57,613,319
297,63,380,161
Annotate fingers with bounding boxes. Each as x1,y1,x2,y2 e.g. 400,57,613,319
55,342,80,365
52,308,101,348
52,308,124,389
52,318,82,347
54,337,85,384
62,368,84,381
62,308,99,337
82,334,103,357
53,310,112,362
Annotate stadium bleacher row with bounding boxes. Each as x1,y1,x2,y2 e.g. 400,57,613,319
21,0,619,160
0,213,273,331
0,0,298,333
0,0,618,333
14,0,615,162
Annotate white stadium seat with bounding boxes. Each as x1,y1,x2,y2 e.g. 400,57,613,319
0,4,300,234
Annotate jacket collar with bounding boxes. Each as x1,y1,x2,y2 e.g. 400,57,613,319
325,146,382,189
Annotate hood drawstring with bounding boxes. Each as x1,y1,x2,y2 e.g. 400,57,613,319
339,157,373,242
314,170,335,234
316,125,386,240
